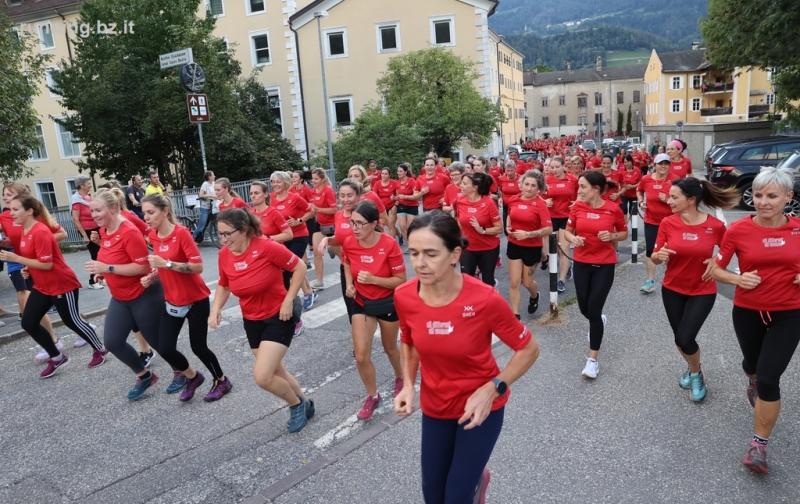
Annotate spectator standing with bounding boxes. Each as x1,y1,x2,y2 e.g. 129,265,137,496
125,175,145,219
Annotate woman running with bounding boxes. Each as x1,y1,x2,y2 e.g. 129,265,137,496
544,156,578,293
141,193,233,402
250,182,293,243
394,163,418,245
667,139,692,178
565,170,628,379
651,178,737,402
347,165,388,225
209,208,313,433
215,177,249,211
638,153,679,294
600,154,624,203
442,163,464,214
619,154,642,216
0,195,107,378
710,167,800,474
373,168,399,240
413,157,450,212
394,211,540,504
506,170,552,317
497,161,521,234
454,172,503,287
342,200,406,420
70,174,103,290
308,168,338,291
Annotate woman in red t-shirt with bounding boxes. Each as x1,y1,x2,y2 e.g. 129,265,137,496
209,208,313,434
373,168,399,240
497,161,521,234
249,182,292,243
442,163,464,214
348,165,388,225
0,195,107,378
565,170,628,379
544,156,578,292
394,163,418,245
393,211,539,503
214,177,249,211
505,170,552,317
618,154,642,216
308,168,338,290
600,154,624,203
342,200,406,420
638,153,679,294
710,167,800,474
141,193,232,403
290,170,314,202
413,157,450,212
454,173,503,287
569,155,585,179
651,178,737,402
667,139,692,178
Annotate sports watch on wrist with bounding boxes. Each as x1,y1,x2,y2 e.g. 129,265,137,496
107,265,115,274
165,260,173,270
492,377,507,397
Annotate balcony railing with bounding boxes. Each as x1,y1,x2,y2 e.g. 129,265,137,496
701,82,734,94
700,107,733,116
748,104,771,116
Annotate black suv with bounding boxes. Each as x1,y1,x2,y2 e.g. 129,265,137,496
706,136,800,209
777,150,800,216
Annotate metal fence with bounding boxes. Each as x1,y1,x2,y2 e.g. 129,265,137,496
51,169,335,246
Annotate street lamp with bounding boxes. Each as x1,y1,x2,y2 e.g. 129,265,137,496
314,11,335,181
594,92,601,142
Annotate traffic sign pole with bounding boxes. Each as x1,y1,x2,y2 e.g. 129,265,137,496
197,123,208,171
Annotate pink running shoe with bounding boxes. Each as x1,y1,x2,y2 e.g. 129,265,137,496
474,468,491,504
40,354,69,378
393,377,404,398
88,349,108,368
356,394,382,420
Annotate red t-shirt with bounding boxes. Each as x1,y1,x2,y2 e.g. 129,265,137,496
309,185,338,226
490,166,504,180
620,169,642,198
342,233,405,304
395,275,532,419
670,157,692,178
98,221,150,301
361,190,386,215
655,214,726,296
17,222,81,296
600,170,624,201
252,206,290,237
373,180,398,210
395,177,418,207
586,157,602,169
506,195,552,247
271,192,311,238
715,216,800,311
415,173,450,210
148,225,210,306
217,236,299,320
497,175,521,200
219,197,250,212
514,159,532,176
455,196,501,252
0,212,62,251
638,174,678,225
333,210,355,246
567,200,628,265
122,210,149,235
290,184,314,202
72,196,96,230
443,184,462,208
544,175,578,219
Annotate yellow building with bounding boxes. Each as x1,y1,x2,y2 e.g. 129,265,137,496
488,28,525,154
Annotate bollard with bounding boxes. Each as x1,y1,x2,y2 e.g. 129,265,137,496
631,201,638,264
549,232,558,318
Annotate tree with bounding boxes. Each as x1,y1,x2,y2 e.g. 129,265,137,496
626,105,633,135
376,47,504,157
702,0,800,126
526,64,554,73
616,109,624,136
0,13,51,180
53,0,302,189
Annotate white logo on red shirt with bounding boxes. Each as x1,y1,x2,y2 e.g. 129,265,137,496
792,228,800,235
234,261,248,271
103,240,111,247
518,205,528,210
556,183,565,188
462,306,476,318
763,238,785,247
586,213,600,220
426,321,454,335
467,207,477,213
705,227,715,234
159,244,169,252
360,255,374,264
682,233,698,241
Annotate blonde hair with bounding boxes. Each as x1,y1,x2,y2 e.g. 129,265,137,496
347,165,368,183
215,177,239,198
3,181,32,197
92,189,122,214
141,193,177,224
270,171,292,189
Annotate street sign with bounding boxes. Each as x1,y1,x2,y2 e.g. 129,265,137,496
187,94,210,123
159,48,194,70
676,120,684,133
592,122,607,126
180,63,206,93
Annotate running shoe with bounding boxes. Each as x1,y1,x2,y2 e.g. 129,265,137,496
640,279,656,293
309,279,326,290
541,255,549,271
746,380,758,408
127,372,159,400
581,357,599,379
305,397,315,419
74,337,87,348
357,394,382,420
743,442,769,474
566,261,574,280
393,377,404,398
689,371,707,401
166,371,187,394
474,467,491,504
35,340,64,362
303,291,318,310
398,236,404,246
528,293,540,314
40,354,69,379
287,398,309,433
139,350,154,368
87,282,105,290
180,372,205,402
304,261,312,270
204,377,233,402
294,319,305,337
327,246,335,259
557,280,566,293
48,305,57,313
616,251,620,263
0,310,18,318
679,366,692,389
87,349,109,368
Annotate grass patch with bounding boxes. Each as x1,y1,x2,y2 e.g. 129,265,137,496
59,243,83,254
534,295,577,327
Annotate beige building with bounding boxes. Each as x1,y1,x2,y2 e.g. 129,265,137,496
523,58,646,140
488,28,525,154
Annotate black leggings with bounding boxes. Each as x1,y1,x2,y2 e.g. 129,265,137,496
661,286,715,355
573,262,615,351
732,306,800,402
283,237,310,289
158,297,223,379
340,264,356,324
460,247,500,287
86,227,101,284
22,287,103,356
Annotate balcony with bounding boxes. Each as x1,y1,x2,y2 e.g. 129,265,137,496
700,107,733,116
701,81,734,94
748,104,771,116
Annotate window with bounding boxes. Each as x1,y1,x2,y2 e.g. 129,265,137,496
692,75,702,89
558,95,566,106
633,90,640,103
247,0,264,14
525,116,529,128
741,146,769,161
66,178,78,196
691,98,701,111
35,182,58,210
265,86,283,133
577,95,587,108
594,94,602,106
29,124,48,161
325,29,347,58
331,97,353,128
513,109,518,119
542,117,550,127
542,98,548,108
430,16,454,47
578,115,587,125
376,23,400,53
594,113,603,125
617,91,624,104
775,142,800,159
55,121,81,158
249,31,270,66
45,67,60,97
38,23,54,49
671,99,683,113
206,0,224,16
766,93,776,106
671,76,683,90
559,115,567,126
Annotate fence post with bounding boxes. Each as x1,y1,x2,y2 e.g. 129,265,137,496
631,201,638,263
549,232,558,318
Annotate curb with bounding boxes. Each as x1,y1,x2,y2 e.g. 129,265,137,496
0,307,108,348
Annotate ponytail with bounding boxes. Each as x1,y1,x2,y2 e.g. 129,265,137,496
672,177,738,210
12,194,57,228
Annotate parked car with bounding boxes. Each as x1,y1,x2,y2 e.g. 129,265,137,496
705,136,800,209
778,151,800,216
581,139,597,151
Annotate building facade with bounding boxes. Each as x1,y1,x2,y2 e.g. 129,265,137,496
488,28,525,154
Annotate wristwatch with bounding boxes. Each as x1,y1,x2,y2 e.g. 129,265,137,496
298,218,303,223
107,265,115,274
165,260,173,269
491,377,507,397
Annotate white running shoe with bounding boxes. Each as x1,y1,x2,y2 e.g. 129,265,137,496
35,340,65,362
582,357,599,379
309,279,326,290
74,337,87,348
587,314,608,342
87,283,105,290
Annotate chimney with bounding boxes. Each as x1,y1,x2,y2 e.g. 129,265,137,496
596,56,602,71
692,41,700,50
566,60,572,74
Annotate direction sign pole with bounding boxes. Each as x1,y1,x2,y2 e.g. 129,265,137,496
197,123,208,171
